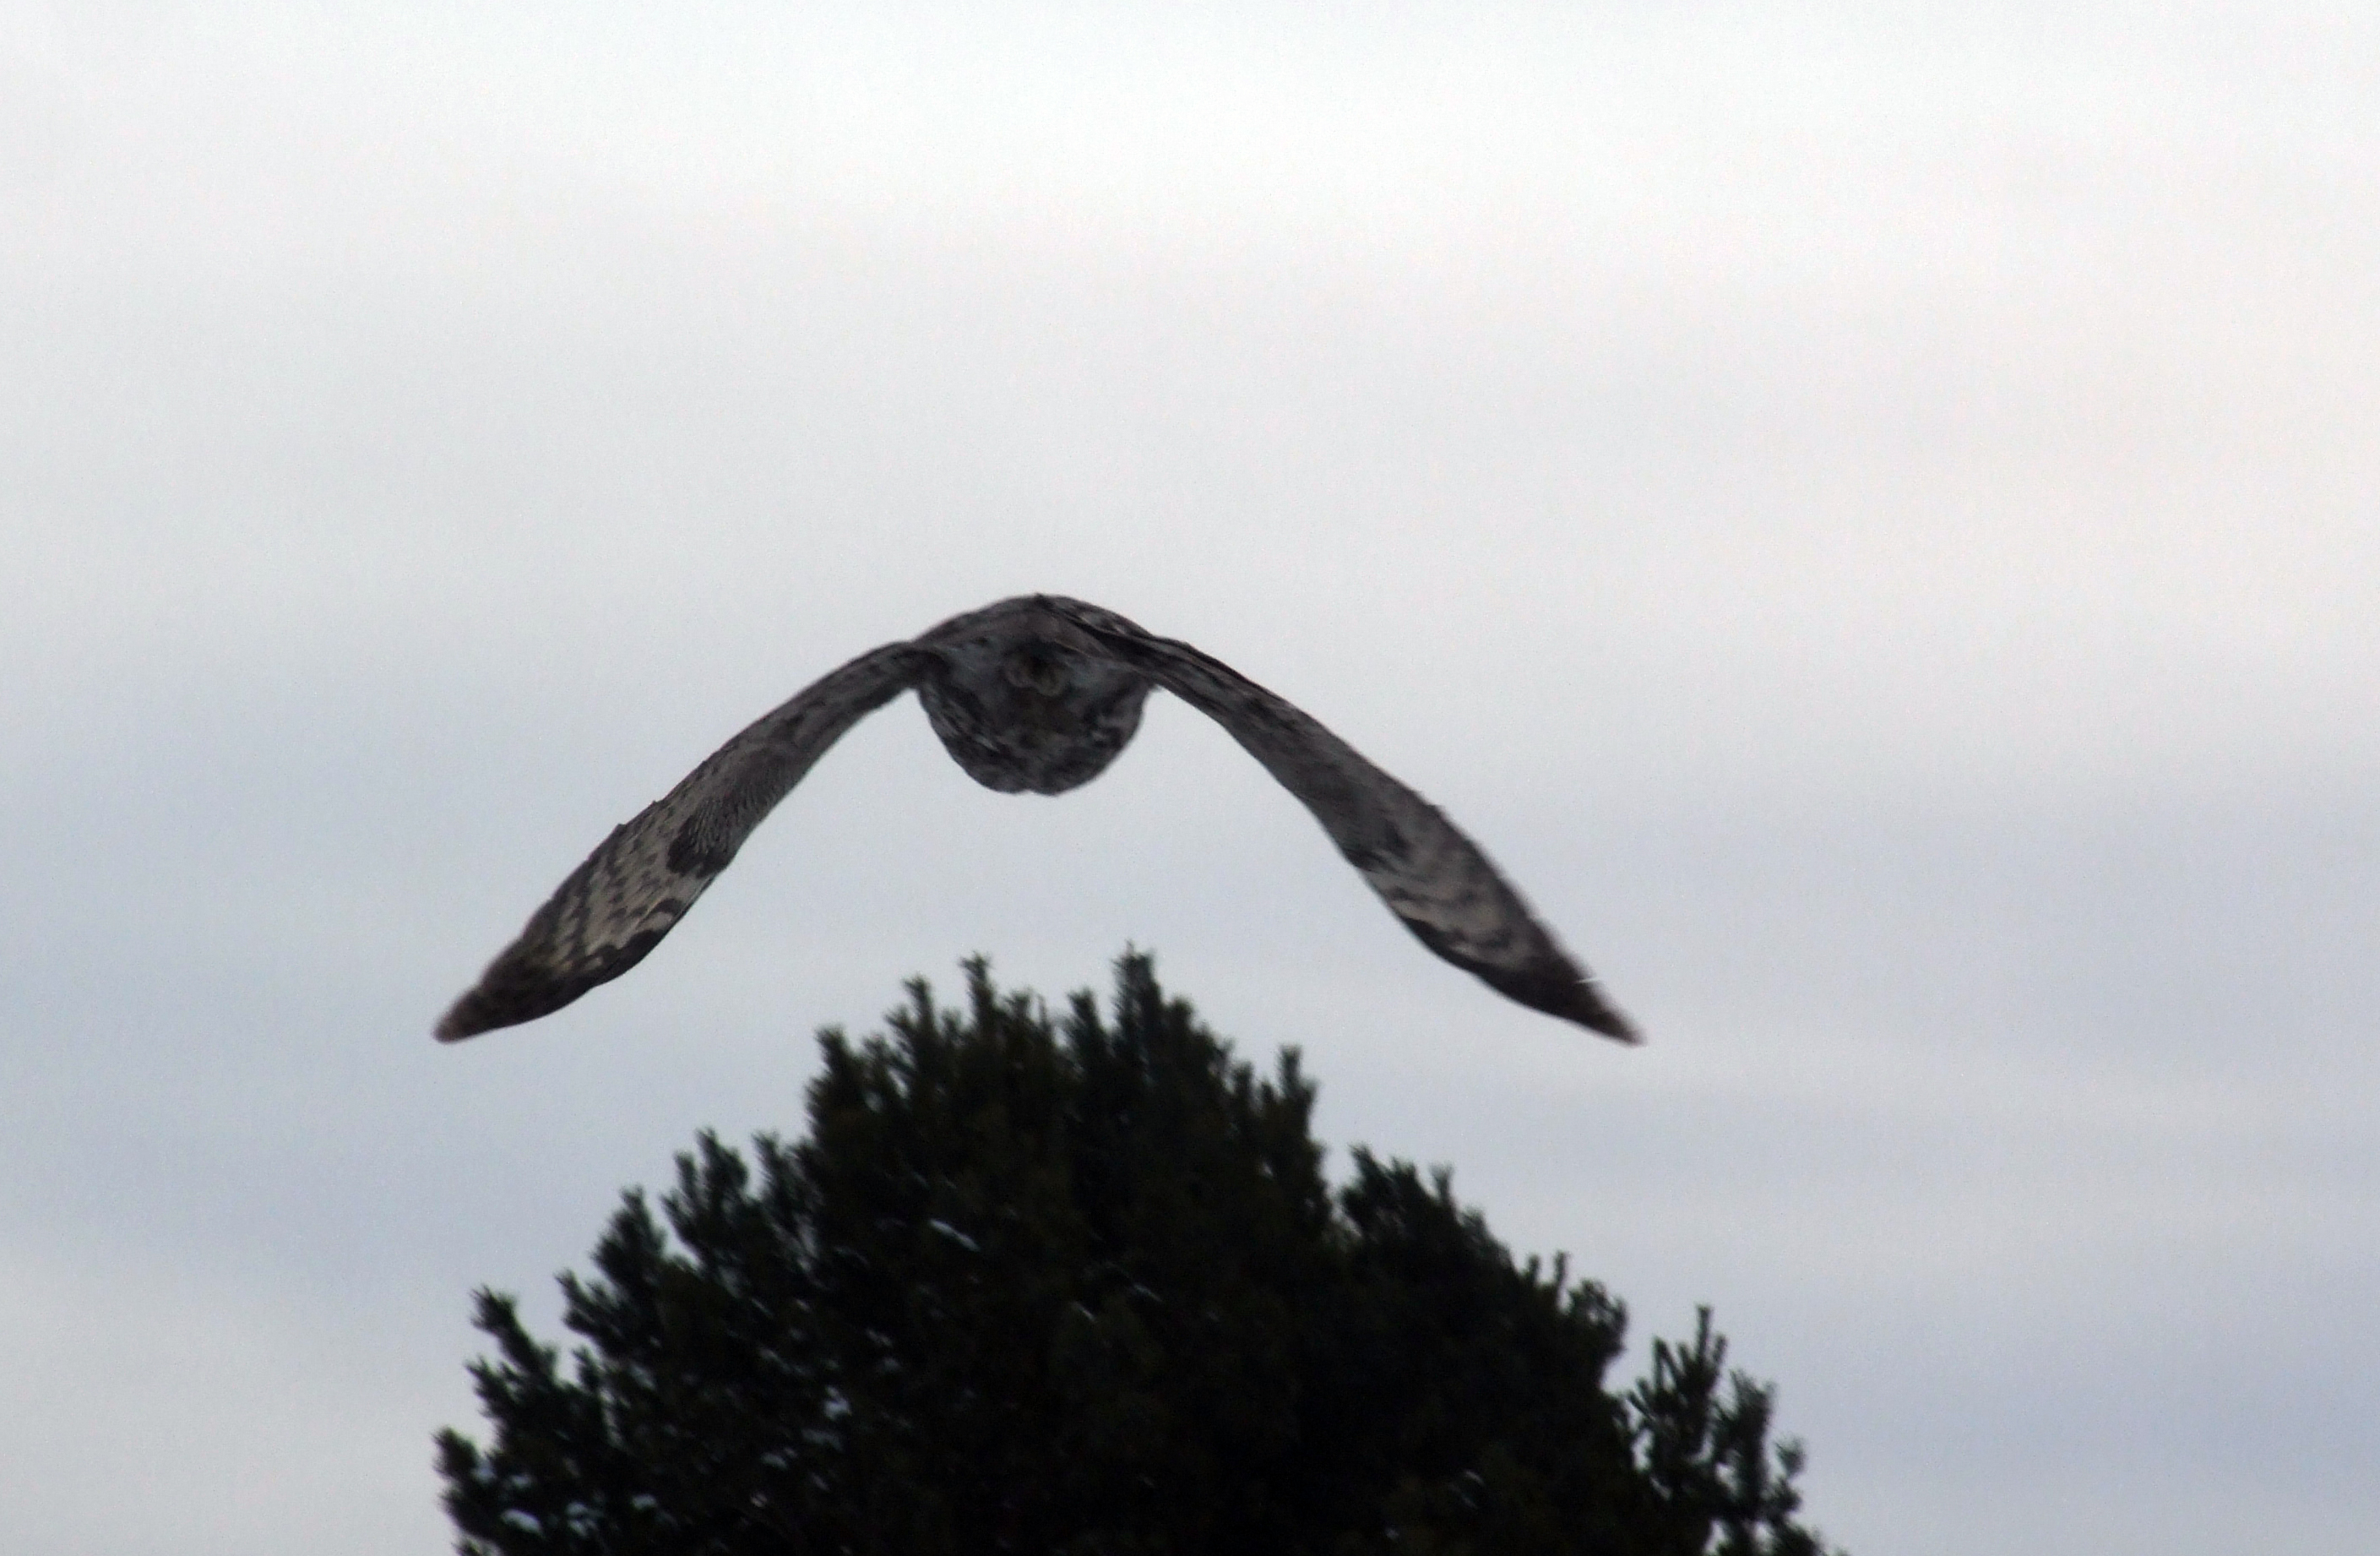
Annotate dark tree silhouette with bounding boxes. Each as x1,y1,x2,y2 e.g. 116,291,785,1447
438,953,1837,1556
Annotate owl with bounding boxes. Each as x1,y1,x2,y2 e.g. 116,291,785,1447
437,596,1636,1044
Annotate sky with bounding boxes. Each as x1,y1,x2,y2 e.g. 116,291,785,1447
3,2,2375,1551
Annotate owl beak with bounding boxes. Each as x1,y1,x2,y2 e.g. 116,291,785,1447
1005,650,1070,696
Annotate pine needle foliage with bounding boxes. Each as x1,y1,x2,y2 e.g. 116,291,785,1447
438,952,1837,1556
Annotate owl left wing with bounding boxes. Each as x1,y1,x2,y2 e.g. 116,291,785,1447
435,640,925,1041
1051,602,1637,1041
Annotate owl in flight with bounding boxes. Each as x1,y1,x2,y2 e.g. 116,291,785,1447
437,596,1636,1043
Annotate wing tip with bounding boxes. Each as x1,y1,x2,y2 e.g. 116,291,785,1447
1584,1003,1643,1045
431,959,566,1043
434,990,510,1042
432,977,586,1042
1472,960,1642,1044
1558,981,1642,1045
432,925,676,1044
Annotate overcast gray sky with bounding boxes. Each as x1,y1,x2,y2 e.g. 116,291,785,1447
4,3,2375,1552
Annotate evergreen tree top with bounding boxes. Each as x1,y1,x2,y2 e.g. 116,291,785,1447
440,951,1838,1556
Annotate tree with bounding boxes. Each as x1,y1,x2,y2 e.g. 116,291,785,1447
438,953,1838,1556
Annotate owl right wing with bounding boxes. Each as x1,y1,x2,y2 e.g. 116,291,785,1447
1051,601,1638,1042
435,641,925,1041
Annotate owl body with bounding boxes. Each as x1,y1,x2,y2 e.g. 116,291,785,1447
913,597,1155,796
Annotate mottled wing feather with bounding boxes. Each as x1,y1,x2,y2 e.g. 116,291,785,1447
435,642,923,1041
1054,602,1637,1041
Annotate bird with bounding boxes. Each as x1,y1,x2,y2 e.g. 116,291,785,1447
436,595,1637,1044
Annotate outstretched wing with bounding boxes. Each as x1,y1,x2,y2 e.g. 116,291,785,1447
436,642,924,1041
1051,601,1637,1041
